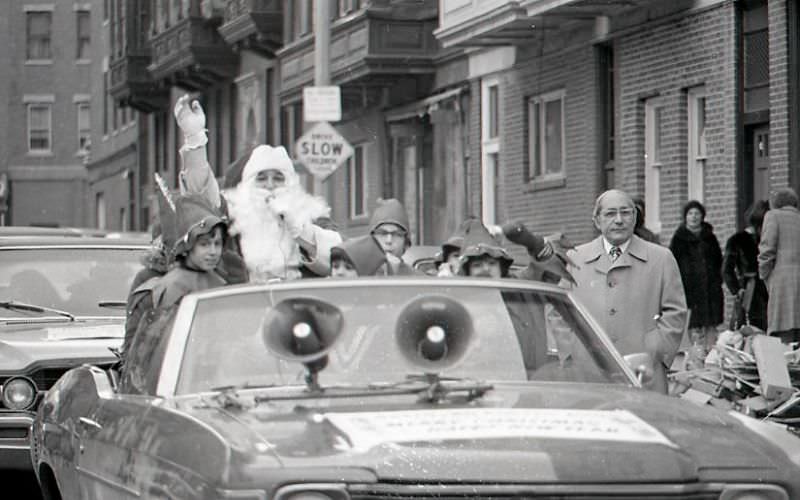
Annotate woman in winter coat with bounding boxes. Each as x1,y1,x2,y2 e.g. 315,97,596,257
669,200,724,349
758,187,800,343
722,200,769,331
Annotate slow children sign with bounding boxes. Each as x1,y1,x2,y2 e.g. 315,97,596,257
295,122,354,179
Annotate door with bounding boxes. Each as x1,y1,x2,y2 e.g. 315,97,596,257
753,125,770,202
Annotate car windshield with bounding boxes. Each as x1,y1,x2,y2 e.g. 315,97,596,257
0,247,145,318
176,283,630,394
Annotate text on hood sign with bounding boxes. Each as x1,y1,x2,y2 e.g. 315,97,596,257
295,122,354,179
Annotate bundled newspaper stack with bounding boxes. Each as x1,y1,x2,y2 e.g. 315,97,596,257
670,329,800,433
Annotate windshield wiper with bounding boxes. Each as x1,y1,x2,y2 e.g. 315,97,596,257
245,376,493,405
0,300,75,321
402,374,494,403
98,300,127,309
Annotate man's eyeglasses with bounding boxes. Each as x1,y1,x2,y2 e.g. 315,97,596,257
599,208,635,221
373,229,407,238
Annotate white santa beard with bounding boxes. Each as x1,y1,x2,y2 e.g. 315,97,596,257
224,183,330,281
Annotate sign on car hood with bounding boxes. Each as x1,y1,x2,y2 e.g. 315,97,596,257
187,384,790,484
0,320,122,370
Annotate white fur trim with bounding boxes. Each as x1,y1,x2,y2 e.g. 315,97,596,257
241,145,298,187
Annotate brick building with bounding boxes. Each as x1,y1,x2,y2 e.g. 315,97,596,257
72,0,800,252
0,0,94,226
436,0,800,252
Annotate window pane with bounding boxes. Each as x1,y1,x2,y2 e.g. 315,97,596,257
697,97,707,157
488,86,499,138
354,146,364,216
29,105,51,151
544,99,562,174
653,107,663,163
27,12,52,59
77,11,91,59
529,101,541,177
78,104,91,151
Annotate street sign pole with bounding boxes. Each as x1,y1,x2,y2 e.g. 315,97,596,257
311,0,331,195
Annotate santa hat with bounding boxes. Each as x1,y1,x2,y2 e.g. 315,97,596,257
330,235,387,276
239,145,298,187
457,218,513,276
171,194,227,258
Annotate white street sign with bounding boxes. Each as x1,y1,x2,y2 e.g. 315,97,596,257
295,122,354,179
303,86,342,122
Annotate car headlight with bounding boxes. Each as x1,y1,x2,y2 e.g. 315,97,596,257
216,489,266,500
275,484,350,500
720,484,788,500
1,376,37,410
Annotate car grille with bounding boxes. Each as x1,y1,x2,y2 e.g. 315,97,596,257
347,484,721,500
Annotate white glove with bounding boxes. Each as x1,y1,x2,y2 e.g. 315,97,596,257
174,94,207,150
486,224,504,240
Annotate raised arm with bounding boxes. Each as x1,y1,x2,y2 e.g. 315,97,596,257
174,95,221,209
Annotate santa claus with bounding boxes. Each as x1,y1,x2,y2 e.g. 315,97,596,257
173,95,341,282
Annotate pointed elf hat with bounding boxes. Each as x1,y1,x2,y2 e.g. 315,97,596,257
172,194,227,258
330,235,387,276
457,218,513,276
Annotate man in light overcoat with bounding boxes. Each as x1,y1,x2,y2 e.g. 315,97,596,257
568,190,688,393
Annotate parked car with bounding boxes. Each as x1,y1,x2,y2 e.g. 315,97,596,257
0,235,149,469
32,277,800,498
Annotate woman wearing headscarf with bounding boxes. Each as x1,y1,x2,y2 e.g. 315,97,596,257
722,200,769,331
758,187,800,342
669,200,724,350
173,95,341,282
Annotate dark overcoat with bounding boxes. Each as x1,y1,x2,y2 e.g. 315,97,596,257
669,223,724,329
722,230,768,330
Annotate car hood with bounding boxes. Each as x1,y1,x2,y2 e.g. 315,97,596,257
176,383,794,484
0,319,123,370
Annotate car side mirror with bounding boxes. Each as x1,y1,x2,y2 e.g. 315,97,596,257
623,352,654,385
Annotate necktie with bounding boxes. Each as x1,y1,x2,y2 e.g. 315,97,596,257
609,246,621,261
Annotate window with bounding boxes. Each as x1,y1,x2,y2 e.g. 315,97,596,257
103,72,109,135
28,104,52,153
338,0,361,17
527,90,565,180
644,98,666,234
76,11,91,59
348,144,368,218
77,102,91,153
488,85,499,139
96,192,106,230
687,87,707,202
481,78,501,225
26,11,52,60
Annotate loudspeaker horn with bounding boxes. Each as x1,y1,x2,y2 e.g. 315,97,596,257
395,294,474,371
262,297,344,366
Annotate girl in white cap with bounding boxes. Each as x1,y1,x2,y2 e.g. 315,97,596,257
173,95,341,282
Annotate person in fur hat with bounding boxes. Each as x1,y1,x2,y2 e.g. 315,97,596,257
330,235,387,278
456,219,514,278
174,95,341,282
435,234,464,277
368,198,416,275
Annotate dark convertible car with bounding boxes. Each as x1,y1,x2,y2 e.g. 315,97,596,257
31,278,800,499
0,234,148,469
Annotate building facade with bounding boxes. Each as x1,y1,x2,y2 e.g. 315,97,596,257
0,0,95,226
436,0,800,251
80,0,800,252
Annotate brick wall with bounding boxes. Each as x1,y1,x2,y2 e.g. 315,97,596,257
617,1,739,247
769,0,791,189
